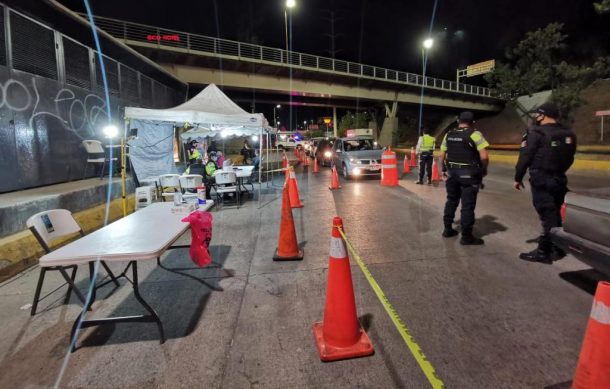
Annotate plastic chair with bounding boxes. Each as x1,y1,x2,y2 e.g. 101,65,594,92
135,186,155,210
27,209,119,316
159,174,181,202
214,171,240,207
82,140,117,179
179,174,203,200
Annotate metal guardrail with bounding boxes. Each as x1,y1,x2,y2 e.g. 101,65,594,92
86,14,495,99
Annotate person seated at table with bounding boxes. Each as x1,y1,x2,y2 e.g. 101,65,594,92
252,149,261,170
185,159,205,176
200,155,218,200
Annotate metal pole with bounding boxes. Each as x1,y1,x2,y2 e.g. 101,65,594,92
333,106,338,138
284,10,288,63
602,116,605,142
258,126,262,208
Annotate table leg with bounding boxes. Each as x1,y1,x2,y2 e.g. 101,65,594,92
69,261,165,352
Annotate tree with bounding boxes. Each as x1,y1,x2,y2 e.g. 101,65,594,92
338,111,370,136
484,23,610,121
594,0,610,14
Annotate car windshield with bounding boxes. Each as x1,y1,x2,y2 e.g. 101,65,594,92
344,139,376,151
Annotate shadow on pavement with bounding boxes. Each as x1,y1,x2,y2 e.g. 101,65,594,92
559,268,608,295
77,244,233,348
474,214,508,237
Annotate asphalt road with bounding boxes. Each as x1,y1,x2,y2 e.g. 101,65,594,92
0,162,606,388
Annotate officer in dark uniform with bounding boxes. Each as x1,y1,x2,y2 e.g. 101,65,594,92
514,102,577,262
439,111,490,245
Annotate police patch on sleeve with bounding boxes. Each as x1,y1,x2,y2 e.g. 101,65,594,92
565,137,573,144
520,140,527,148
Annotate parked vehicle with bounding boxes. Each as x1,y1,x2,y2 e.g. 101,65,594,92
332,136,382,179
276,137,304,150
313,138,335,166
551,190,610,276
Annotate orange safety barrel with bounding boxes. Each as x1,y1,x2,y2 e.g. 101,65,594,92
381,149,398,186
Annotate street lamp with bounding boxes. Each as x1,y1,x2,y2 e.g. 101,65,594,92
273,104,281,129
418,38,434,136
284,0,296,62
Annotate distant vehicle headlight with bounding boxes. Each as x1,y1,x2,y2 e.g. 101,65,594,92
324,151,332,158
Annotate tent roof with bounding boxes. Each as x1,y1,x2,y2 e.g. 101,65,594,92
125,84,267,127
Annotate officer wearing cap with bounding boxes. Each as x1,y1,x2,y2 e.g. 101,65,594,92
439,111,490,245
514,102,577,262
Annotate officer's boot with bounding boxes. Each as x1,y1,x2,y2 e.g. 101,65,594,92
442,225,459,238
519,237,552,262
460,230,484,245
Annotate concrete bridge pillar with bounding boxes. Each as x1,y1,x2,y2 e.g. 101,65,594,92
379,101,398,147
333,107,338,138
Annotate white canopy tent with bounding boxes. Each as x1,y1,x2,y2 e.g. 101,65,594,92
125,84,269,202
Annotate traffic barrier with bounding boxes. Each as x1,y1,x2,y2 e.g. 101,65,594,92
381,149,399,186
282,152,289,181
410,147,417,167
288,166,304,208
313,157,320,173
572,281,610,389
329,165,341,190
312,216,374,362
403,155,411,175
273,183,304,261
431,158,440,181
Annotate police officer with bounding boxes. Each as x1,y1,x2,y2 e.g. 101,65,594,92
514,102,576,262
415,127,436,185
440,111,489,245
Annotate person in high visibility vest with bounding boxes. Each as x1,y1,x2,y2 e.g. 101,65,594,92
415,127,436,185
187,141,202,165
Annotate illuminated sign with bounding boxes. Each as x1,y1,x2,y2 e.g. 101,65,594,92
147,34,181,42
323,118,332,124
466,60,495,77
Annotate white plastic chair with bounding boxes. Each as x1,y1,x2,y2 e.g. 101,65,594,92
82,140,117,179
26,209,119,315
159,174,181,202
214,171,240,207
135,186,155,210
179,174,203,200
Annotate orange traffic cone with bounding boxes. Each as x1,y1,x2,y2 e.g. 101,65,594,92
572,281,610,388
313,157,320,173
431,158,440,181
402,155,411,175
313,216,374,361
273,184,304,261
410,147,417,167
329,165,341,190
288,166,304,208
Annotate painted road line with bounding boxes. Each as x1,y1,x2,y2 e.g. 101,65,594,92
337,227,445,389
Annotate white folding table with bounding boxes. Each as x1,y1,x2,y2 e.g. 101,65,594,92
39,201,214,350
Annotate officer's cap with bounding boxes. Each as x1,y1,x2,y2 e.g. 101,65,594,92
458,111,474,123
530,102,559,119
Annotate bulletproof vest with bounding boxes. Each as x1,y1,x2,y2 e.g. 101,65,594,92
531,125,576,174
445,127,480,165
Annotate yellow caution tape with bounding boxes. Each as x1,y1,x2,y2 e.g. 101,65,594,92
337,227,445,389
263,167,288,173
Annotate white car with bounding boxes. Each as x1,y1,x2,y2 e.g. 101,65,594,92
275,137,304,150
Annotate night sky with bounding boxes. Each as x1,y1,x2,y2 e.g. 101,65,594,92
58,0,609,128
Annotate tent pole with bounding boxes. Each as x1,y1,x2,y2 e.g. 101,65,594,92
258,126,262,208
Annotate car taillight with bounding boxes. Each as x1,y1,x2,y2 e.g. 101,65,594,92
560,202,567,221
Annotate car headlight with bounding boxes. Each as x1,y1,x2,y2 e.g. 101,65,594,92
324,151,332,158
352,167,361,175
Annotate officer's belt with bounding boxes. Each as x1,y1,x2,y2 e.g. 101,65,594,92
447,162,480,168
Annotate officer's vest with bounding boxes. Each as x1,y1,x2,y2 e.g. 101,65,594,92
188,149,201,161
532,125,576,174
420,134,435,152
445,128,480,165
205,161,217,177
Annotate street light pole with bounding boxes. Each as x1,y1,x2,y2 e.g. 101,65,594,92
284,0,296,62
273,104,281,129
418,38,434,137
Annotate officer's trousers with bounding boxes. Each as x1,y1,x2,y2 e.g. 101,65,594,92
443,168,482,235
418,152,433,182
529,172,567,252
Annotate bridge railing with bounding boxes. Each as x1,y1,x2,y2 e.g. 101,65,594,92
87,15,494,98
